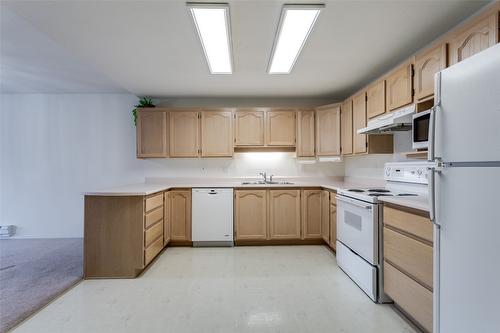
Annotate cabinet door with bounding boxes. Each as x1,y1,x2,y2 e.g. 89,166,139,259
169,190,191,242
352,92,367,154
329,201,337,250
163,192,171,246
315,106,341,156
301,189,322,239
269,190,301,239
169,111,200,157
201,109,233,157
321,190,330,243
234,110,265,146
296,109,315,157
449,13,498,65
266,110,296,146
366,80,386,119
341,100,353,156
136,110,168,158
235,190,267,240
415,43,447,101
386,63,413,112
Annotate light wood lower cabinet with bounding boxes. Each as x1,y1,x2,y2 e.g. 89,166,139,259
163,192,171,246
84,192,166,278
269,190,301,239
383,204,433,332
168,189,192,242
201,109,233,157
234,190,267,240
301,189,322,239
329,196,337,250
321,190,330,243
136,109,168,158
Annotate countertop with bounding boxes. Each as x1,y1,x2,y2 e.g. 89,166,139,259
83,177,429,212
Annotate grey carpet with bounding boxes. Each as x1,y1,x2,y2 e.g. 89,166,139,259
0,238,83,332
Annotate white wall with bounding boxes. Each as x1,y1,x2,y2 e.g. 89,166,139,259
0,94,144,238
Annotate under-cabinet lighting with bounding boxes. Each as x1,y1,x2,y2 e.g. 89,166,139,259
268,4,324,74
188,3,233,74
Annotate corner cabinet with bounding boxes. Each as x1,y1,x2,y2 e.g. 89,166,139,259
301,189,322,239
269,190,301,239
385,62,413,112
234,109,265,146
341,100,353,156
366,80,386,119
234,190,267,240
136,109,168,158
414,43,448,101
201,109,233,157
449,12,499,65
316,104,341,156
168,190,192,243
296,109,315,157
169,111,200,157
266,109,296,146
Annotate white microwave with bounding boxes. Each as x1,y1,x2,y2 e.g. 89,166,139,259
412,109,431,149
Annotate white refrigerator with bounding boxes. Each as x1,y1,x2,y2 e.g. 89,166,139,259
429,44,500,333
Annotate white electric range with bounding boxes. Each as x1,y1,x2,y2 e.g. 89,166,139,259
335,162,430,303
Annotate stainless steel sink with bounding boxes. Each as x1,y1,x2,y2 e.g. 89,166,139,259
241,181,294,185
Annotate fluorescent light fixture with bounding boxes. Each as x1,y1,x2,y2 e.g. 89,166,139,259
268,4,324,74
188,3,233,74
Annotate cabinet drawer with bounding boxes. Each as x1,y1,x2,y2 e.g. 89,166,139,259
384,261,433,332
145,193,163,212
384,206,432,243
384,227,433,289
144,236,163,266
145,206,163,228
145,220,164,247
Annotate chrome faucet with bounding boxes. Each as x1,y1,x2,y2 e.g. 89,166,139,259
269,174,274,183
259,172,267,182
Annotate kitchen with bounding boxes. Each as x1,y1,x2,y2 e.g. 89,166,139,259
1,1,499,333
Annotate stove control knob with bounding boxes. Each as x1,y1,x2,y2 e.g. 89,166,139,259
385,167,391,176
417,169,423,176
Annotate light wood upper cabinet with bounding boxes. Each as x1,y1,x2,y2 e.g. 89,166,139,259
301,189,322,239
169,111,200,157
386,63,413,112
201,109,233,157
449,12,498,65
352,93,367,154
414,43,447,101
366,80,386,119
266,109,296,146
269,190,301,239
136,110,168,158
234,109,265,146
341,100,353,156
168,190,191,242
296,109,315,157
234,190,267,240
321,190,330,243
316,105,341,156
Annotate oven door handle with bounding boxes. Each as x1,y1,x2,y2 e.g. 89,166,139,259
336,195,373,210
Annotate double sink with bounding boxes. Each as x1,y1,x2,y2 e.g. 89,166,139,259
241,181,294,185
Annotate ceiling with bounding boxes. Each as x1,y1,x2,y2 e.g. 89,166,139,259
0,0,491,99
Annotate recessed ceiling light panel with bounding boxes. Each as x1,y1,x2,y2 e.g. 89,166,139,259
188,3,233,74
268,4,324,74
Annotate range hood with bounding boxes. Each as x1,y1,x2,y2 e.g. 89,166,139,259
357,104,415,134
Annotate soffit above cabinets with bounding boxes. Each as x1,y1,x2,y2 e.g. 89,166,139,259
1,0,490,97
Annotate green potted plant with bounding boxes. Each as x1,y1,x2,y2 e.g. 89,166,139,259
133,97,155,126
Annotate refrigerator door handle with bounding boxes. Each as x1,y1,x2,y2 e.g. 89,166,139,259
428,72,441,162
428,166,441,227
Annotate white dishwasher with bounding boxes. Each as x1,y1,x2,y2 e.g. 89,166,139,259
192,188,233,247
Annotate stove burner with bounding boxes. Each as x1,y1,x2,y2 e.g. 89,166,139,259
397,193,418,196
348,189,365,192
367,189,390,193
368,193,393,196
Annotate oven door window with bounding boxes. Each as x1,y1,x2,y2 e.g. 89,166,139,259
337,198,378,265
